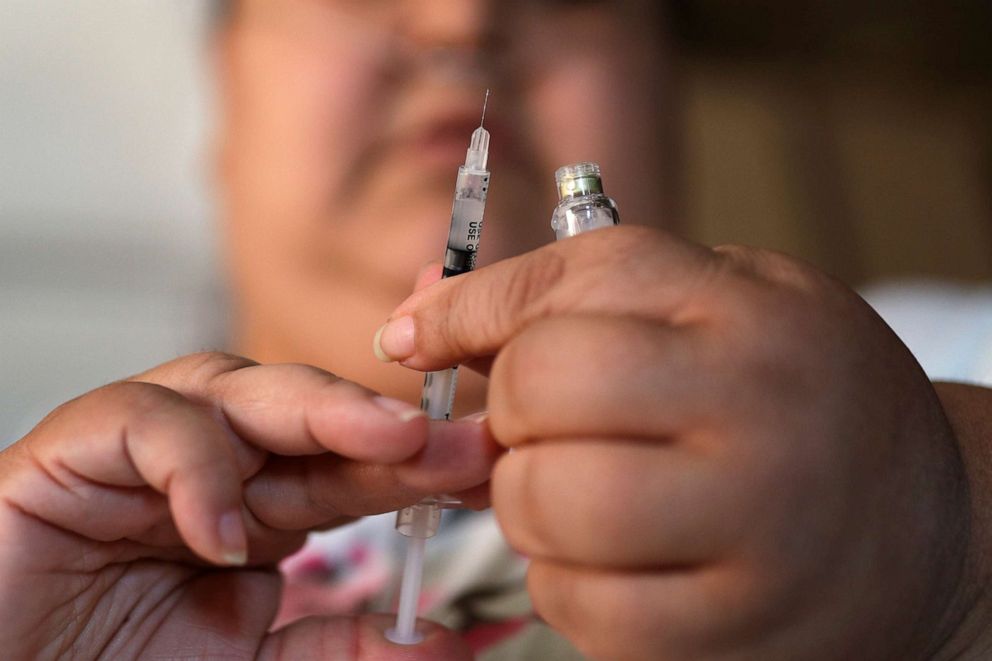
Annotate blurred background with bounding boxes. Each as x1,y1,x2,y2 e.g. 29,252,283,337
1,1,990,446
1,2,218,443
672,0,992,284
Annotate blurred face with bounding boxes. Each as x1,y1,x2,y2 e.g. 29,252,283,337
217,0,672,402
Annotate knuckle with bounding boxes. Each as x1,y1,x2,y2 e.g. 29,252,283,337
488,343,525,444
439,281,489,359
491,450,551,555
80,383,194,451
529,565,651,660
471,249,565,348
136,351,259,394
437,250,566,361
592,225,672,272
27,381,182,447
575,587,656,658
488,326,552,444
95,380,182,416
598,224,659,253
713,244,823,297
565,226,716,319
502,249,566,317
709,247,814,336
489,318,595,444
181,351,259,383
307,365,361,398
711,242,757,265
709,248,856,379
527,564,577,634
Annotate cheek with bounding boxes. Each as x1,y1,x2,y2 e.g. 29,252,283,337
521,31,670,226
528,57,622,167
223,21,389,220
531,53,662,161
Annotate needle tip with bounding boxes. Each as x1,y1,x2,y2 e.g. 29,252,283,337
480,89,491,128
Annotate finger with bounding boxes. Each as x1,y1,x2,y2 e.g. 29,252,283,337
133,352,429,464
449,480,492,510
528,560,739,661
464,356,495,377
373,226,716,370
487,315,725,446
23,381,248,566
243,418,499,530
140,574,473,660
391,416,501,494
493,440,738,568
413,260,444,292
412,261,491,376
259,613,473,661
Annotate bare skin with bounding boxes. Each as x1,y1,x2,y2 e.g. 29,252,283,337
376,226,992,660
0,352,494,659
4,0,992,658
217,0,671,410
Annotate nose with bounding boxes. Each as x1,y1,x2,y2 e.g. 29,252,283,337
400,0,499,53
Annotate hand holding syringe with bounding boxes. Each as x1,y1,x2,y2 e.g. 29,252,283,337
383,90,492,645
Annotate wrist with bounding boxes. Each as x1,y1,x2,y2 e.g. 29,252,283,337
929,381,992,659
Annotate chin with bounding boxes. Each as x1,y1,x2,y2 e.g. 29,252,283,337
337,178,543,292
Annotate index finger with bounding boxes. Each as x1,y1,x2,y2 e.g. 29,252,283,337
373,226,715,371
133,352,429,464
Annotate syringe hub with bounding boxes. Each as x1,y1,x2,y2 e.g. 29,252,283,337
395,501,442,538
464,126,490,171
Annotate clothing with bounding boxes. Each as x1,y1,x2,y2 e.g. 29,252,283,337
278,510,581,659
862,280,992,387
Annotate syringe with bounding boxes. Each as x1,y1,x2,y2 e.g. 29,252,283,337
385,91,492,646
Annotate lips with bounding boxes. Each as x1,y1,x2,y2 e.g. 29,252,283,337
390,110,512,170
411,119,480,163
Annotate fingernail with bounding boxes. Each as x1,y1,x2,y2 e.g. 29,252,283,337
373,396,426,423
372,325,391,362
463,410,489,424
373,317,416,362
218,510,247,566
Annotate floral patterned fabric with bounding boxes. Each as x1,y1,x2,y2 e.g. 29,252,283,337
277,510,586,660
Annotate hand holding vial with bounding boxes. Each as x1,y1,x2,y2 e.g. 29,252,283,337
374,196,979,659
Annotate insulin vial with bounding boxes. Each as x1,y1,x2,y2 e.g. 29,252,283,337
551,162,620,240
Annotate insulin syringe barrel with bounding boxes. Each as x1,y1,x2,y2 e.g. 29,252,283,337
395,126,491,541
551,162,619,239
443,130,490,277
418,127,490,424
419,369,458,420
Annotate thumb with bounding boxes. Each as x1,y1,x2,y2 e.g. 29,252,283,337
374,226,713,371
259,613,473,660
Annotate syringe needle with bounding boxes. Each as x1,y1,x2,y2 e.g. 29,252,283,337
480,88,490,128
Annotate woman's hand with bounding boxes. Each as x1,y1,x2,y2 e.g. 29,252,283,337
0,352,492,660
374,225,978,660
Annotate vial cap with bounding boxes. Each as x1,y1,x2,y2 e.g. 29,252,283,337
555,162,603,200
